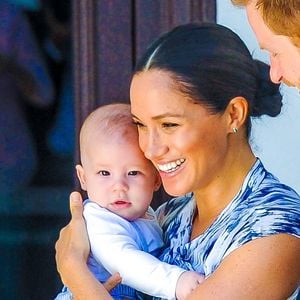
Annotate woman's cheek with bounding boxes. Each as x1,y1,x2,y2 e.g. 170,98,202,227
138,132,148,156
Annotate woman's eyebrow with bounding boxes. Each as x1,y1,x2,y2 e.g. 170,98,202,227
152,113,183,120
132,113,183,120
131,114,140,120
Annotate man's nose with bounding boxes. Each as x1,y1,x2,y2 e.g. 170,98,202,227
269,55,283,84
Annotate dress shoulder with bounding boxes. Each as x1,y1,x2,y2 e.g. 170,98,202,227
155,193,194,229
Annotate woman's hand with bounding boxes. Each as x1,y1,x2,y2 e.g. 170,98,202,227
55,192,122,299
55,191,90,284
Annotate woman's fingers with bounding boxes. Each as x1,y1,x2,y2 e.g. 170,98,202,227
103,273,122,291
55,224,69,277
55,191,89,281
69,191,84,218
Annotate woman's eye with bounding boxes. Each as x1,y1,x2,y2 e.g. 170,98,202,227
132,120,145,128
98,170,110,176
162,123,178,128
128,170,139,176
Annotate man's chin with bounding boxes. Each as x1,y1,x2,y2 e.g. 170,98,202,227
282,79,300,89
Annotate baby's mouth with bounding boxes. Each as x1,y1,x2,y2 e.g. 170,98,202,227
111,200,131,209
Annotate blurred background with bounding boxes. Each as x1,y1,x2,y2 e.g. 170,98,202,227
0,0,73,298
0,0,298,299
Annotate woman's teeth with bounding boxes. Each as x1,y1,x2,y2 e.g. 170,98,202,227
157,158,185,173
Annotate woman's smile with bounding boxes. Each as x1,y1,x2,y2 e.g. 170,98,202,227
130,69,229,196
156,158,185,173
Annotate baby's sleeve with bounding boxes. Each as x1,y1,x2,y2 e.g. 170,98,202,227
83,202,186,299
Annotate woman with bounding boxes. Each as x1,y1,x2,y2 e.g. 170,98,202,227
56,23,300,299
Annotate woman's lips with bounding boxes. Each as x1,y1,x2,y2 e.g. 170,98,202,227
157,158,185,173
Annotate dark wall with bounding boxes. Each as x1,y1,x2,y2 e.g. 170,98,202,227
73,0,216,118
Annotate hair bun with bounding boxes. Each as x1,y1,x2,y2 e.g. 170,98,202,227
251,60,283,117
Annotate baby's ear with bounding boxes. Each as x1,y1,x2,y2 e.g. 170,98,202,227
153,173,162,192
75,164,87,191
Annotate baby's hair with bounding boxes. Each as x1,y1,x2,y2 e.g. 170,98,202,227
79,103,136,160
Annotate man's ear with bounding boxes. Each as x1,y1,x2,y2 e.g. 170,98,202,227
75,164,87,191
226,96,248,133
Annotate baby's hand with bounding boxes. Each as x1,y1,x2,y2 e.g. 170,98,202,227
175,271,204,300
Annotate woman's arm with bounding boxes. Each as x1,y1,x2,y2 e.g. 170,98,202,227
56,193,299,299
187,234,300,299
55,192,121,300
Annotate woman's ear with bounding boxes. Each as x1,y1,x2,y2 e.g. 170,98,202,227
75,164,87,191
226,96,248,133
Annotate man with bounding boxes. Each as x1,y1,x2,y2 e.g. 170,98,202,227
231,0,300,88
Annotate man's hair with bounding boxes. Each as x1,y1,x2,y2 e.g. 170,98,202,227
231,0,300,46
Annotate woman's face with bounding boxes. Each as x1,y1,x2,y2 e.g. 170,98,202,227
130,70,231,196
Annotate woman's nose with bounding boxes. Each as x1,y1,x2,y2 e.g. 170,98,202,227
269,55,283,84
141,131,168,160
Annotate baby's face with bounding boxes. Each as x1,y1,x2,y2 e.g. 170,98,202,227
77,135,160,220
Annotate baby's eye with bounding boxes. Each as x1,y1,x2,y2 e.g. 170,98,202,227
128,170,139,176
271,52,278,58
98,170,110,176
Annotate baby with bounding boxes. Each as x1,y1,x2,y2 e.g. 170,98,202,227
55,103,204,300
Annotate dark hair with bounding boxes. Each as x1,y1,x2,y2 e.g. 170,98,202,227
134,23,282,136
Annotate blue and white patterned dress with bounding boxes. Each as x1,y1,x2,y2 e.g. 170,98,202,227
156,159,300,298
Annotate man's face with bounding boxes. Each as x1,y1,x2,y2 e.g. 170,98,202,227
246,1,300,88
